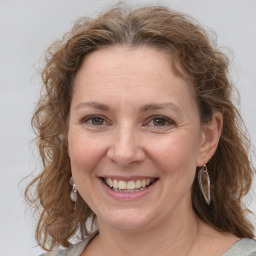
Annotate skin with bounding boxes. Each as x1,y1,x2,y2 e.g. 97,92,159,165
68,46,238,256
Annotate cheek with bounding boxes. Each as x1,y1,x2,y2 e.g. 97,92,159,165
68,134,108,207
68,132,107,174
147,132,200,178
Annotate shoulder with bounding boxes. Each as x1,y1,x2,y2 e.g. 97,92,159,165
38,231,98,256
38,240,86,256
223,238,256,256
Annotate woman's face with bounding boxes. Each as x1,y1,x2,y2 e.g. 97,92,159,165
68,46,205,232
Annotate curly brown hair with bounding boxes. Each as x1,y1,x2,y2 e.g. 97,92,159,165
25,4,255,251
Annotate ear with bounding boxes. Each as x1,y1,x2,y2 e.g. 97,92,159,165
197,111,223,167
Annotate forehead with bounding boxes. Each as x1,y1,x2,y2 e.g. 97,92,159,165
75,46,174,82
71,46,197,112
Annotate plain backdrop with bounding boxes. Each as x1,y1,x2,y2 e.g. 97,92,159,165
0,0,255,255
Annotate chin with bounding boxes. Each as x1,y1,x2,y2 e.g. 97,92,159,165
97,208,156,232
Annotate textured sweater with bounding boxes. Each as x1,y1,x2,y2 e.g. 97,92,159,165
40,233,256,256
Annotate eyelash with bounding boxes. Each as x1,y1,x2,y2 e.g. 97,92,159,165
145,115,175,128
80,115,108,126
80,115,175,128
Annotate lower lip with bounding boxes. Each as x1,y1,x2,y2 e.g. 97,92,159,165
99,178,158,201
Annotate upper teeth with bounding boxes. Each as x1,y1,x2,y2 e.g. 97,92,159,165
104,178,152,190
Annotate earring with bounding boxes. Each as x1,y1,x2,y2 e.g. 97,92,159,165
70,177,78,210
198,165,211,205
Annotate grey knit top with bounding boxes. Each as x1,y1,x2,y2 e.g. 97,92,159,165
40,233,256,256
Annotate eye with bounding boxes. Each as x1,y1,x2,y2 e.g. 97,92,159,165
80,115,107,126
146,116,174,127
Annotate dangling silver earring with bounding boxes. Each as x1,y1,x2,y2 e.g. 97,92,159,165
198,165,211,205
70,177,78,210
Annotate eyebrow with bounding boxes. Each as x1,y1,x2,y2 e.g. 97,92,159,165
75,101,110,111
75,101,181,113
139,103,181,113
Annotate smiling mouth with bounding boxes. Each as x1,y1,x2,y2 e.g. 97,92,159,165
101,177,157,193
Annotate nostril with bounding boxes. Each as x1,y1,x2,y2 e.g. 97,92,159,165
107,144,146,167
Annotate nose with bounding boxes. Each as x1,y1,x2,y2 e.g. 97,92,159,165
107,124,145,167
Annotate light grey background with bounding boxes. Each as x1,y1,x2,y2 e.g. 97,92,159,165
0,0,255,255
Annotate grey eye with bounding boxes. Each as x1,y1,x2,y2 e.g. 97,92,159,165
90,117,105,125
81,115,107,126
152,118,167,126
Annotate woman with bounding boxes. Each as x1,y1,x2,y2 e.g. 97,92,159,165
25,4,256,256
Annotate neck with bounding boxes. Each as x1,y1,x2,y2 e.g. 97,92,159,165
94,204,199,256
